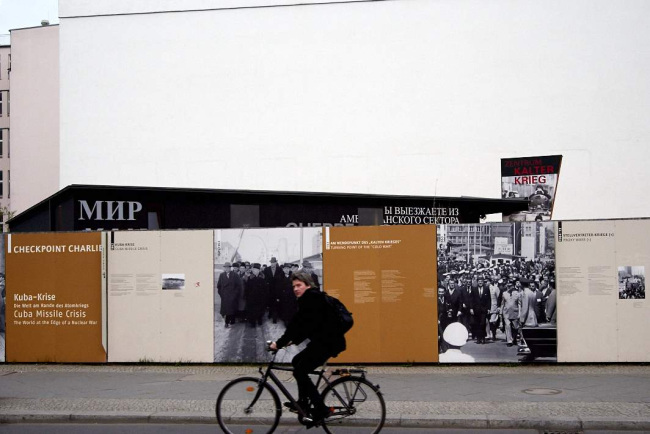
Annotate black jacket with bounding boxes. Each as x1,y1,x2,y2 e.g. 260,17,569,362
276,288,346,356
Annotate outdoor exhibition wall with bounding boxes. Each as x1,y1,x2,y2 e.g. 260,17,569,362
1,220,648,363
107,230,213,363
555,220,650,362
58,0,650,221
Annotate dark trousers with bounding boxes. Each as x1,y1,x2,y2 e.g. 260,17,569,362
473,312,487,340
292,344,331,412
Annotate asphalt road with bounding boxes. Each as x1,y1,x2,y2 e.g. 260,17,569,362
0,424,535,434
1,424,648,434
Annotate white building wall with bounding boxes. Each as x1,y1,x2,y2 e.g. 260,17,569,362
59,0,650,220
10,25,60,214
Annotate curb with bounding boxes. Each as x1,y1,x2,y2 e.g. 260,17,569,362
2,413,650,430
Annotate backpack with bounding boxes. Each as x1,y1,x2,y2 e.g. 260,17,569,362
323,292,354,334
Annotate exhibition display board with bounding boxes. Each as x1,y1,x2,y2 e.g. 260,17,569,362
4,232,106,362
1,219,648,363
323,225,438,363
213,227,322,363
556,220,649,362
437,222,557,363
107,231,214,362
501,155,563,222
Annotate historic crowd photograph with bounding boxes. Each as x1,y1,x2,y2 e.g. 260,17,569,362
437,222,557,363
213,227,323,363
618,266,645,300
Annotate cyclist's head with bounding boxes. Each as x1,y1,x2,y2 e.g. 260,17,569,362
291,271,315,298
291,271,314,288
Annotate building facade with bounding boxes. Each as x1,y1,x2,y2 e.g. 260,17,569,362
8,24,60,216
51,0,650,222
0,44,10,223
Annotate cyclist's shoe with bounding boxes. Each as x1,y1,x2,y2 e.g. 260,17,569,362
305,406,333,428
284,400,307,413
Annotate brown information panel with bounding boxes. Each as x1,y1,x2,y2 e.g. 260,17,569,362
323,225,438,363
5,232,106,362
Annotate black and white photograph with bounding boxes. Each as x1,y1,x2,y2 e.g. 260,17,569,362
161,273,186,290
213,227,323,363
501,155,563,222
437,222,557,363
618,266,645,300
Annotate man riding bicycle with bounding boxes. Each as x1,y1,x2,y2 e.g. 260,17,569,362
270,271,346,427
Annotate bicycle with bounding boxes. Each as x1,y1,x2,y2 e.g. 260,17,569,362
216,343,386,433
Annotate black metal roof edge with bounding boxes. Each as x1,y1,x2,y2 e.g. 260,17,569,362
63,183,526,203
7,185,76,225
7,183,528,225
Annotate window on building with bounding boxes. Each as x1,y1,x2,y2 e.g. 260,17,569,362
7,170,9,198
0,129,3,157
0,92,3,116
0,171,4,197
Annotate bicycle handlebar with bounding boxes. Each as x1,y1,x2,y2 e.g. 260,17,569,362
266,340,278,354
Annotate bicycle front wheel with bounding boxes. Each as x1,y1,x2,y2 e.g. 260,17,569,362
216,376,281,434
321,376,386,434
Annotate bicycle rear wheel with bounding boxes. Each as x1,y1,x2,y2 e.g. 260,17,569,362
216,376,281,434
321,376,386,434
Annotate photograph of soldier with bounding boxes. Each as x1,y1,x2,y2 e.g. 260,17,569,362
213,227,323,362
618,266,645,300
502,174,559,222
528,186,552,213
436,222,557,362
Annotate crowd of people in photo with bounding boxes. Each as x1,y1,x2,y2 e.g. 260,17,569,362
216,257,320,328
619,275,645,300
437,249,557,355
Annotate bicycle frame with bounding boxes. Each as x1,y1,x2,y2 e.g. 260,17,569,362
252,351,324,419
252,349,369,421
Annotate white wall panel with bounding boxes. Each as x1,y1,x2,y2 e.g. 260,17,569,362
556,220,650,362
60,0,650,220
107,230,214,362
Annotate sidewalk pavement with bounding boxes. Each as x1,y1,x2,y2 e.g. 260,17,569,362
1,363,649,431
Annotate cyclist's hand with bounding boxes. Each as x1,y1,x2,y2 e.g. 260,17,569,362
269,341,278,352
